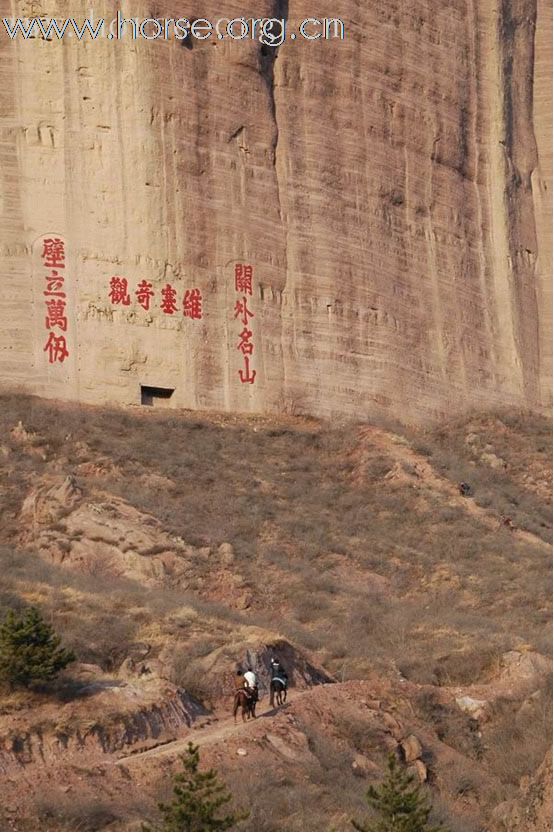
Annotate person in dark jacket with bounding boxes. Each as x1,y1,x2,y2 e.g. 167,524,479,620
270,657,288,685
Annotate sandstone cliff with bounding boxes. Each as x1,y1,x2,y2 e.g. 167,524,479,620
0,0,551,422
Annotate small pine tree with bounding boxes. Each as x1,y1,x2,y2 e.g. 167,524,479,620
0,607,75,688
158,742,247,832
353,752,434,832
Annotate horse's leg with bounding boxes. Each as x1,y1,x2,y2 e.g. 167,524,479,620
233,694,239,724
269,684,274,708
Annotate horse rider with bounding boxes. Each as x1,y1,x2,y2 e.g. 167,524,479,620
243,666,257,692
235,666,246,692
270,657,288,688
243,666,259,707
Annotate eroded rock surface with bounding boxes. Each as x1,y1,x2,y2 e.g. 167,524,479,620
0,0,551,422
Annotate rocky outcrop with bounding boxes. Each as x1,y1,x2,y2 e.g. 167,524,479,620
161,635,336,708
491,750,553,831
242,639,335,693
400,733,423,763
20,474,83,525
19,476,197,585
0,0,550,423
0,684,208,774
0,673,550,830
17,476,268,606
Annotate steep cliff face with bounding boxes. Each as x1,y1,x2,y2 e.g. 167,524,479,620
0,0,550,422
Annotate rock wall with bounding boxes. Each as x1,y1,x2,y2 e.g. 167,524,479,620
0,0,550,423
0,686,207,774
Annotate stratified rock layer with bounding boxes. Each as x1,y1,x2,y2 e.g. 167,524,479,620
0,0,551,422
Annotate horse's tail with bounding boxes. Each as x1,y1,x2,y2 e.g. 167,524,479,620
269,680,275,707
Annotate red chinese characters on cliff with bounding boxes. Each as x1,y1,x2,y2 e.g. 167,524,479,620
109,276,130,306
183,288,203,320
235,263,253,296
135,280,154,311
234,264,256,384
161,283,178,315
108,279,203,319
42,237,69,364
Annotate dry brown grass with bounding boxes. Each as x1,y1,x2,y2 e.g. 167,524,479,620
0,393,550,828
1,395,550,687
482,682,553,786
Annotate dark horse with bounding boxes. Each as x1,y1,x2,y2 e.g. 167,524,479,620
233,688,257,723
269,677,287,707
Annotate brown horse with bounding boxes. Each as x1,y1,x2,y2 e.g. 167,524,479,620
233,687,257,723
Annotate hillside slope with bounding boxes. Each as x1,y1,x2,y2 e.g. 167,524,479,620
0,395,551,830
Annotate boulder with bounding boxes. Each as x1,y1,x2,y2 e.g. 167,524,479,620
382,713,404,740
480,451,507,469
235,592,251,610
382,735,400,753
407,760,427,782
456,695,488,720
401,734,422,763
218,543,235,565
351,753,377,777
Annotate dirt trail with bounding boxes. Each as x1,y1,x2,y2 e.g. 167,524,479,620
116,690,304,766
354,427,550,553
